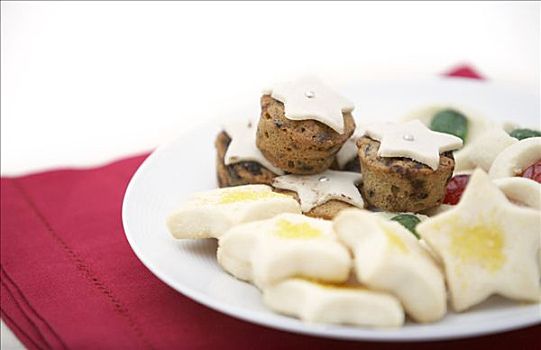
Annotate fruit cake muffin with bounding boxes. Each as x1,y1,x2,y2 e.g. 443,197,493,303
358,120,462,212
216,120,284,187
256,77,356,174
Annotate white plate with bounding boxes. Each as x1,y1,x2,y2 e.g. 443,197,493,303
122,78,541,341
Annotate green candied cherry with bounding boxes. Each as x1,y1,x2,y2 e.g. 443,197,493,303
390,214,421,239
509,128,541,140
430,109,469,142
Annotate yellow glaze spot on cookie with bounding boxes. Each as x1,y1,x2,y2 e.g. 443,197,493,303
295,278,367,291
219,190,284,204
274,219,321,239
450,221,506,272
382,226,408,253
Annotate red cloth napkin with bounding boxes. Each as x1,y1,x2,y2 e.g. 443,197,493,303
1,66,538,350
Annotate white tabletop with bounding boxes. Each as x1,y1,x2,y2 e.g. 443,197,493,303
1,1,539,348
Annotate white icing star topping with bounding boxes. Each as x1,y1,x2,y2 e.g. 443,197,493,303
223,120,284,175
263,77,354,134
272,170,363,212
417,169,541,311
363,119,463,170
336,133,361,169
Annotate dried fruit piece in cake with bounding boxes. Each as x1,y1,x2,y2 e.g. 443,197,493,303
333,209,446,323
166,185,300,239
262,278,404,328
217,213,351,288
256,77,356,174
215,120,283,187
417,169,541,312
272,170,364,220
357,120,462,212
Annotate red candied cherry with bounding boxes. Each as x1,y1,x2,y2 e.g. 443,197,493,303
443,174,470,205
521,159,541,183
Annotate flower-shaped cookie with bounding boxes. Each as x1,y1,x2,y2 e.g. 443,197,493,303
167,185,300,239
272,170,363,213
363,120,463,170
489,137,541,179
333,209,446,323
263,278,404,327
263,77,354,134
417,169,541,311
217,213,351,288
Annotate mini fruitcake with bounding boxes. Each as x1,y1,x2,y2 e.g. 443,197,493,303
256,78,356,175
358,137,454,212
215,131,277,187
358,120,462,213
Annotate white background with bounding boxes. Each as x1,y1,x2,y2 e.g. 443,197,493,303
0,2,539,349
1,1,539,176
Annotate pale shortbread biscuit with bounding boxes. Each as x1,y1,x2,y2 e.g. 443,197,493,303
489,137,541,179
417,169,541,312
217,213,351,288
494,177,541,210
167,185,300,239
333,209,446,323
262,278,404,328
467,128,518,171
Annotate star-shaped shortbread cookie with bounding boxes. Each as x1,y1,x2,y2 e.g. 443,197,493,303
333,209,446,323
363,119,463,170
272,170,363,212
167,185,300,239
417,169,541,311
263,77,354,134
217,213,351,288
262,278,405,327
224,120,284,175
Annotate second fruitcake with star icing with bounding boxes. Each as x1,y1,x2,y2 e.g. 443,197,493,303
256,77,356,175
215,120,284,187
358,120,462,213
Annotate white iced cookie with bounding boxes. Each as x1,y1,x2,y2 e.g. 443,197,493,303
493,177,540,210
362,119,463,170
217,213,351,288
262,278,405,328
272,170,363,213
167,185,300,239
263,77,354,134
489,137,541,179
333,209,447,323
401,105,489,171
467,128,518,171
417,169,541,312
224,120,285,175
